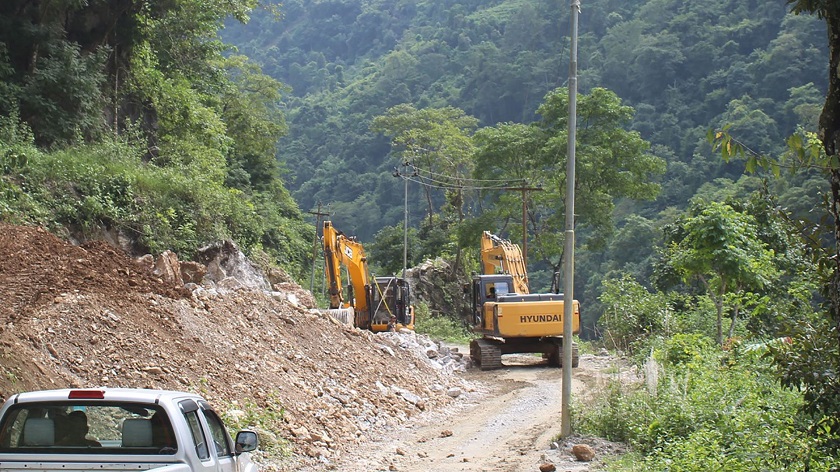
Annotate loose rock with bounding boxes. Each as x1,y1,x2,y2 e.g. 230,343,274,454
572,443,596,461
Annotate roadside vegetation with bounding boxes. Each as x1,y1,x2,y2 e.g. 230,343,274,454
576,335,830,470
220,396,291,457
0,1,312,279
413,302,475,345
573,170,838,469
0,118,311,277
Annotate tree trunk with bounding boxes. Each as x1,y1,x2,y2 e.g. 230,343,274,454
821,11,840,347
728,304,740,340
697,275,724,345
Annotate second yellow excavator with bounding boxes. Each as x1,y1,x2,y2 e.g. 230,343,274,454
323,221,414,332
469,231,580,369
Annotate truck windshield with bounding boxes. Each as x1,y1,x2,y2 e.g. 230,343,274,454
0,402,177,455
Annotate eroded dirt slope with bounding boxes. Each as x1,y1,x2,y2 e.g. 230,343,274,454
0,224,466,469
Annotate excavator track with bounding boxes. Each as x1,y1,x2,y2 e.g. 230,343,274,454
470,338,502,370
547,341,579,368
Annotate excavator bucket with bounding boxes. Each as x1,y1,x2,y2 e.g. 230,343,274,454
324,307,354,326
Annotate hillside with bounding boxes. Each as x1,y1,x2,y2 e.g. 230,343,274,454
0,224,471,469
224,0,827,238
217,0,832,334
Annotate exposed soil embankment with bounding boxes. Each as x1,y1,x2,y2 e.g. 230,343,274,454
0,224,469,469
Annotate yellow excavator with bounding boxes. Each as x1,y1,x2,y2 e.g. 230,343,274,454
323,221,414,332
469,231,580,369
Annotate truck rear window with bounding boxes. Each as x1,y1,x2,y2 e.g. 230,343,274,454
0,402,178,455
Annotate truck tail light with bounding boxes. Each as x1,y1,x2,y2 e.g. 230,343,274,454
68,390,105,399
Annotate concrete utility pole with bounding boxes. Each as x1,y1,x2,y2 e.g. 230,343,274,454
308,203,330,294
561,0,580,439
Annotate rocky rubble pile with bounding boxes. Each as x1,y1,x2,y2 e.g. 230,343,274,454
377,330,471,376
0,224,472,470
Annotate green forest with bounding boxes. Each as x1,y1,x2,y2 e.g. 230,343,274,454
2,0,840,469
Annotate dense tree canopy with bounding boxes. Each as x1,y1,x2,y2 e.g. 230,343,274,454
0,0,312,278
473,87,665,274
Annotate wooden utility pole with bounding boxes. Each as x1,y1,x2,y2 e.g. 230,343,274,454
503,185,542,270
393,163,417,279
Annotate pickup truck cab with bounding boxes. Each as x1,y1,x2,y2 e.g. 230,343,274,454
0,388,258,472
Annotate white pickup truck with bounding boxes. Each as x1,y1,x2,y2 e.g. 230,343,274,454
0,388,259,472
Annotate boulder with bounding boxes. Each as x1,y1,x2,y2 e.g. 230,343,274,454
572,443,595,462
154,250,183,285
180,261,207,284
196,240,270,291
403,258,469,318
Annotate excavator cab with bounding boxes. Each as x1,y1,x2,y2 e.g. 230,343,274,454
371,277,415,331
470,274,514,330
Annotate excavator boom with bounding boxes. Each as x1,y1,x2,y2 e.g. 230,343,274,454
323,221,370,313
480,231,529,294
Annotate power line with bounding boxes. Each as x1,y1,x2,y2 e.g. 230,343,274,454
396,169,531,192
414,166,521,184
402,174,520,191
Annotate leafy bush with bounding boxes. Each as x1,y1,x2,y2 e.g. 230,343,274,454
219,395,291,457
599,273,678,354
771,314,840,467
414,302,474,344
575,381,651,444
656,332,714,367
0,128,312,281
577,340,819,471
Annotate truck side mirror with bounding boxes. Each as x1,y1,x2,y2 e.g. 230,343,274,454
235,430,258,453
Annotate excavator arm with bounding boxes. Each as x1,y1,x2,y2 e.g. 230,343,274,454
323,221,415,332
323,221,372,324
480,231,529,294
323,221,345,309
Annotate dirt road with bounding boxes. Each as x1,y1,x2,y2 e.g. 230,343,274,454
313,352,622,472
